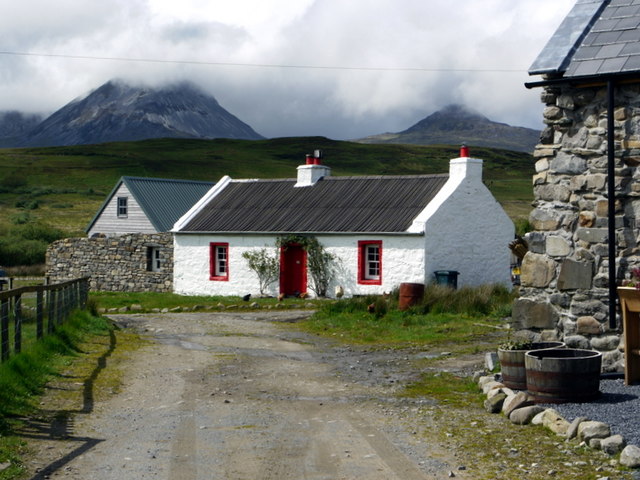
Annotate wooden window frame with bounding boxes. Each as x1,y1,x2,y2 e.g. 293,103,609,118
146,246,162,272
210,242,229,281
358,240,382,285
117,196,128,217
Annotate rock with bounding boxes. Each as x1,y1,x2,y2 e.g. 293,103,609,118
169,306,182,312
482,381,504,395
510,405,545,425
578,421,611,443
484,392,507,414
566,416,588,440
520,253,557,288
484,352,498,371
250,302,260,308
541,408,570,436
620,445,640,468
589,438,602,449
0,463,10,472
502,391,533,417
477,375,498,389
118,306,129,313
576,316,601,335
512,298,559,330
546,236,571,257
531,410,546,426
557,259,593,290
161,308,169,313
600,435,626,455
130,303,143,311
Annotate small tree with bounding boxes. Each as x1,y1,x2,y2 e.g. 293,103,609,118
242,248,279,295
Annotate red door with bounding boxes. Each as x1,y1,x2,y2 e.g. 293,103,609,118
280,244,307,297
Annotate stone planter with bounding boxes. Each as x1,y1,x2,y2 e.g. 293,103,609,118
525,348,602,404
497,342,565,390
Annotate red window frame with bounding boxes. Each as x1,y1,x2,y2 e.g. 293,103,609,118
209,242,229,281
358,240,382,285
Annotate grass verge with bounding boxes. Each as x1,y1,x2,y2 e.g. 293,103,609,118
0,310,113,479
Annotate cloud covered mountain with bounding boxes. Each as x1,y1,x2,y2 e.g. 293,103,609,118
356,104,540,153
5,80,263,148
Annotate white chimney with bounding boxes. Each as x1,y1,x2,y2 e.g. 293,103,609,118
295,150,331,187
449,144,483,183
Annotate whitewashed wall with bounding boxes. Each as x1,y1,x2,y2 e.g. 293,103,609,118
173,233,425,298
416,159,514,287
88,184,156,237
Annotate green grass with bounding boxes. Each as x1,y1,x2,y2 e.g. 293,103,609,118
295,284,514,347
90,291,325,311
0,310,112,478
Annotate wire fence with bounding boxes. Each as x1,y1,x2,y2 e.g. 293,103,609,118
0,277,90,363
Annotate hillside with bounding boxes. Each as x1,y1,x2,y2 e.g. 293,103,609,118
0,137,534,238
5,80,263,148
357,104,540,153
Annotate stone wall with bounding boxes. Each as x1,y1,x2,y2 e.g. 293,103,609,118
515,83,640,373
46,233,173,292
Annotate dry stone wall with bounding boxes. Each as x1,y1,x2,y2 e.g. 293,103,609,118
515,83,640,373
46,233,173,292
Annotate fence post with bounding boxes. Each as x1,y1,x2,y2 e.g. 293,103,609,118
37,290,44,339
1,299,9,362
14,294,22,354
47,289,56,333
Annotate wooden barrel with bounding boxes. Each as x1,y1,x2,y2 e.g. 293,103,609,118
398,282,424,310
525,349,602,404
498,342,565,390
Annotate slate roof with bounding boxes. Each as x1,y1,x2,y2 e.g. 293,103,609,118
179,174,449,234
529,0,640,78
87,176,215,233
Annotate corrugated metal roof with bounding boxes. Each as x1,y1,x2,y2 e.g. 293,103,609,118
180,174,449,234
86,176,215,233
530,0,640,78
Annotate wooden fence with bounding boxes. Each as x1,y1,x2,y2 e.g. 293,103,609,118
0,277,90,363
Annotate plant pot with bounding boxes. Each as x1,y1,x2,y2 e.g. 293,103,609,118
525,348,602,404
497,342,565,390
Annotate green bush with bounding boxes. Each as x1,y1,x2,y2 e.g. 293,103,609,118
0,237,48,266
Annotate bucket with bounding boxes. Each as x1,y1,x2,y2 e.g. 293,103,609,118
398,282,424,310
498,341,565,390
525,348,602,404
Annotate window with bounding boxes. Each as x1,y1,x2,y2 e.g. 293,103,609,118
210,243,229,281
358,240,382,285
117,197,128,217
147,247,161,272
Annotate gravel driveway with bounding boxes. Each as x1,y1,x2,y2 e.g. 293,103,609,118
22,311,460,480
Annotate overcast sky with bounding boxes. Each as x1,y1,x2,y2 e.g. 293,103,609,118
1,0,575,140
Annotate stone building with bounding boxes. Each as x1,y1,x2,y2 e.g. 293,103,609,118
519,0,640,372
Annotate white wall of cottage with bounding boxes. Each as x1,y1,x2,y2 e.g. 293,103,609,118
172,233,426,298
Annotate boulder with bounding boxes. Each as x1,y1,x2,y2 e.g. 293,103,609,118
620,445,640,468
510,406,545,425
484,393,507,414
600,435,626,455
577,421,611,443
502,391,533,418
542,408,570,436
566,416,588,440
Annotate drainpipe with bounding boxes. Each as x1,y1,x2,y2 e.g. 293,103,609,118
607,80,617,329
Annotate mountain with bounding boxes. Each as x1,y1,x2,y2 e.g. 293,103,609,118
13,80,263,148
356,104,540,153
0,111,43,147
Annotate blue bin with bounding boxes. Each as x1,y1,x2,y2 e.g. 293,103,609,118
433,270,459,289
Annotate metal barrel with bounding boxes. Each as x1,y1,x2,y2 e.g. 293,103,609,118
398,282,424,310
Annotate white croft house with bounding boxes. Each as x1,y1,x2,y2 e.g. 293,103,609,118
172,147,514,298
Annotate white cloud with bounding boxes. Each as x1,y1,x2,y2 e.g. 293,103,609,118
0,0,576,137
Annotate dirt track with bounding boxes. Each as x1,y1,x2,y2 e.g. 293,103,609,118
21,311,471,480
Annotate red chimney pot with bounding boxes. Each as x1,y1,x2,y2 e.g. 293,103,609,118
305,154,313,165
460,145,469,158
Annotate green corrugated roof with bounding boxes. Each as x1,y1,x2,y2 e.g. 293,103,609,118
86,176,215,233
